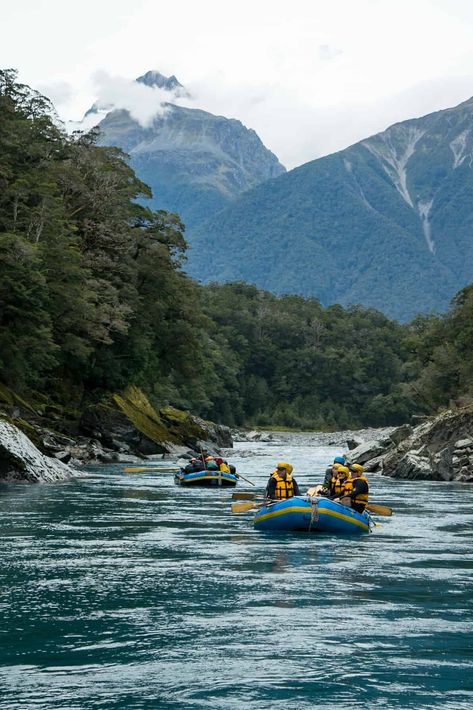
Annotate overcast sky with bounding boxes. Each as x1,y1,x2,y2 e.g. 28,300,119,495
3,0,473,168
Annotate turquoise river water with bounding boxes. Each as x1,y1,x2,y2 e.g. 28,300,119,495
1,435,473,709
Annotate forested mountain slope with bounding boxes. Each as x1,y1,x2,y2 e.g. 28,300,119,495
188,97,473,320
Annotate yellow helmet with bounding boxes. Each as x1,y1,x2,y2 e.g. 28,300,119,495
337,465,350,477
350,463,364,473
276,461,293,475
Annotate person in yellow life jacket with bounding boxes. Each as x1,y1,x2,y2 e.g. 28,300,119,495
344,463,369,512
266,462,300,499
321,462,342,495
329,465,350,498
214,457,230,473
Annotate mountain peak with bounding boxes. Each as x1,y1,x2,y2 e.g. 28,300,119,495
136,70,186,95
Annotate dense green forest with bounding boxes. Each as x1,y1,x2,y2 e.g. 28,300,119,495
1,70,472,431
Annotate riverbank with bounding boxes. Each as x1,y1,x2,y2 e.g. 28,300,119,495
0,384,232,482
2,375,473,484
347,405,473,482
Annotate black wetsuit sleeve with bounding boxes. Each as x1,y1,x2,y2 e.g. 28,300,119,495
293,479,300,496
323,468,332,488
266,477,277,498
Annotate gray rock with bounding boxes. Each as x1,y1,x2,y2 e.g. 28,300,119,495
53,450,72,464
389,424,413,445
164,444,195,458
457,470,473,482
80,405,168,456
98,451,119,463
348,440,390,465
385,452,432,480
379,406,473,482
454,438,473,449
363,455,384,473
0,419,75,482
432,447,453,481
346,438,363,450
116,453,143,463
410,415,432,425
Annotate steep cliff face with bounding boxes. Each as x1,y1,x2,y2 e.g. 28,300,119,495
95,71,285,228
187,97,473,320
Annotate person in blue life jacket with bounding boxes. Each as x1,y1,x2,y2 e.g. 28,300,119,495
266,462,300,499
322,455,346,492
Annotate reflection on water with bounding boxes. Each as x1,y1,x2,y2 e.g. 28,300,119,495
0,437,473,709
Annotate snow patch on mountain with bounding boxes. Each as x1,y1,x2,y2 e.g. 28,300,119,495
450,129,470,168
363,127,425,208
344,158,378,212
418,199,435,253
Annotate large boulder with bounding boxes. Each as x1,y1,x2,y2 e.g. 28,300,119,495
389,424,413,445
348,439,392,465
381,405,473,482
0,419,74,482
383,451,432,480
80,386,233,457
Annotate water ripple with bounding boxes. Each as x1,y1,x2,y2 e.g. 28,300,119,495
1,439,473,708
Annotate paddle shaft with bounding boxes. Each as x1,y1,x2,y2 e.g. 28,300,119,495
123,466,179,473
236,473,255,486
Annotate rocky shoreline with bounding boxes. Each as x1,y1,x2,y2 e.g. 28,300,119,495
2,378,473,484
234,407,473,483
347,407,473,482
0,385,232,482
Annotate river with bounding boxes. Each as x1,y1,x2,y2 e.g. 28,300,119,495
1,434,472,709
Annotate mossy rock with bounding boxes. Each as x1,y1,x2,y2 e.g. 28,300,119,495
111,387,211,449
112,386,176,444
81,386,228,455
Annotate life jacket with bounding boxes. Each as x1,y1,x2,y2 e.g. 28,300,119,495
331,474,349,497
273,472,295,499
341,477,353,496
218,462,230,473
351,475,369,505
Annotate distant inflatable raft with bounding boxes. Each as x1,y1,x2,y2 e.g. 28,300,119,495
175,469,238,487
254,495,371,534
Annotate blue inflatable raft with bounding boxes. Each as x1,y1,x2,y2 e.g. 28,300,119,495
253,495,371,534
175,469,238,487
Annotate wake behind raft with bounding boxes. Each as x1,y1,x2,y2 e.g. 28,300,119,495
253,495,371,534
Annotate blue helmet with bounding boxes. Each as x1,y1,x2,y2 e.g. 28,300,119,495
333,456,345,464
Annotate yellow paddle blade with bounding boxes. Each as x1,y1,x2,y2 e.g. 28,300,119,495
123,467,179,473
306,485,323,496
232,492,257,500
231,501,258,513
366,503,393,516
